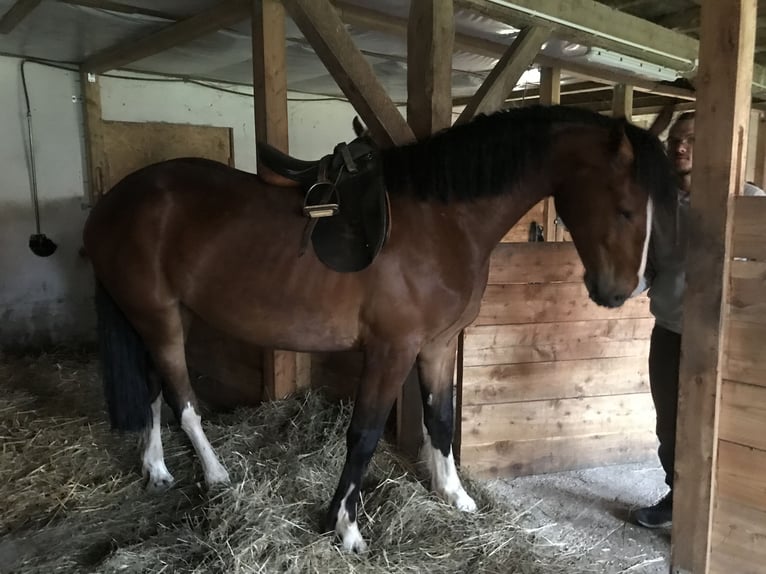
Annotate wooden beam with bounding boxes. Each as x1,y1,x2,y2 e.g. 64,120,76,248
82,0,250,74
251,0,304,400
671,1,756,573
0,0,42,33
282,0,414,148
406,0,454,139
455,0,698,71
611,84,633,118
60,0,180,21
79,71,106,204
539,67,563,242
252,0,288,153
394,0,455,458
456,26,550,125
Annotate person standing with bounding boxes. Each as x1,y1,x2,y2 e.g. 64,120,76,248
632,111,766,528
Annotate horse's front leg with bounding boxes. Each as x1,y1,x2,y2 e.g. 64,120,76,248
325,339,419,553
417,337,477,512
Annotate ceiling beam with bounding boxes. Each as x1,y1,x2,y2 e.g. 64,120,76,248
282,0,414,147
455,0,766,96
0,0,42,34
60,0,180,21
455,0,698,71
333,1,696,101
456,26,550,124
81,0,250,74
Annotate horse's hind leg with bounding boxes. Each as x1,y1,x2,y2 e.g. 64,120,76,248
417,337,476,511
326,339,419,553
141,368,175,491
135,304,229,488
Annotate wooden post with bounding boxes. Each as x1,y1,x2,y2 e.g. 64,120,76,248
671,1,756,572
393,1,455,458
611,84,633,119
80,71,106,205
539,67,563,242
252,0,306,399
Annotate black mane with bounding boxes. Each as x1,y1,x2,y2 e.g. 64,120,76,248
381,104,676,211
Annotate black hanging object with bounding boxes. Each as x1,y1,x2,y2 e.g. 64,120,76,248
29,233,57,257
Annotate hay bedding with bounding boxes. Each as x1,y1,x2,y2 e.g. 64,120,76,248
0,350,594,574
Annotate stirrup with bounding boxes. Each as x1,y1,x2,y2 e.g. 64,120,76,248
303,181,340,218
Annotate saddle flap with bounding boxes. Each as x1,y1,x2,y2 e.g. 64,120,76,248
257,141,319,185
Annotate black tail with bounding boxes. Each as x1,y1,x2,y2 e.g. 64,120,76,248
95,280,152,431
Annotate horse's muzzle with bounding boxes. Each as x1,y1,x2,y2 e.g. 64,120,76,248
585,274,629,308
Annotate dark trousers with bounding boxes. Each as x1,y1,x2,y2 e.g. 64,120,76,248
648,324,682,489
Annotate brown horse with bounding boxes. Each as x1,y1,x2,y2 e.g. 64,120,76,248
82,105,675,553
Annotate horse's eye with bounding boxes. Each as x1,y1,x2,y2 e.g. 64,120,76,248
619,209,633,221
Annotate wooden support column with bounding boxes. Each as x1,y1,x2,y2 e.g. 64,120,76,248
252,0,307,400
80,71,106,205
406,0,454,139
394,1,455,458
282,0,414,147
539,67,565,242
671,1,756,572
611,84,633,119
456,26,549,124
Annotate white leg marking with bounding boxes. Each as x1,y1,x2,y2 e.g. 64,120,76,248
180,403,230,487
422,440,477,512
142,397,175,492
631,197,654,298
335,483,367,553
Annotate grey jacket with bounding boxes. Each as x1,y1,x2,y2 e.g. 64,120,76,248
644,182,766,334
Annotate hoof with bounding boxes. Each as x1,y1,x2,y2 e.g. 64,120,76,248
338,521,368,553
443,487,478,513
143,468,175,493
204,465,231,489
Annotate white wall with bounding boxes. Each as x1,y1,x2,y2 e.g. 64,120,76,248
0,56,360,348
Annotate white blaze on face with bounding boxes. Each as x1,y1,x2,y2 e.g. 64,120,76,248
630,196,653,298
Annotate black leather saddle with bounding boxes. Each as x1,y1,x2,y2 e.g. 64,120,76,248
257,138,390,273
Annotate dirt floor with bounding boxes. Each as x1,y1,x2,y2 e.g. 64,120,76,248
0,349,670,573
484,464,671,573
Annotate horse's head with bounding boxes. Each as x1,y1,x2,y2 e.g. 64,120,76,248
551,118,674,308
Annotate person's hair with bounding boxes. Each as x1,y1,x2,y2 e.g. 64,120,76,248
672,111,695,129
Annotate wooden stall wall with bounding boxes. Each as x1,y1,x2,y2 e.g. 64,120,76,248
457,242,657,478
711,195,766,574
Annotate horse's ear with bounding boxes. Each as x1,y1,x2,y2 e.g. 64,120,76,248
648,102,677,136
609,119,634,168
352,116,366,137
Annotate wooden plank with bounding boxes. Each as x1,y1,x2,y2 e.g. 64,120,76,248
732,195,766,260
723,321,766,389
672,1,757,572
611,84,633,119
282,0,414,148
462,356,649,406
461,430,657,478
716,439,766,512
719,381,766,451
406,0,454,140
0,0,41,33
62,0,180,21
487,242,583,284
79,71,105,204
82,0,250,74
754,115,766,189
455,26,550,125
461,393,656,447
474,283,650,326
711,496,766,574
252,0,289,153
463,319,652,367
728,260,766,325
